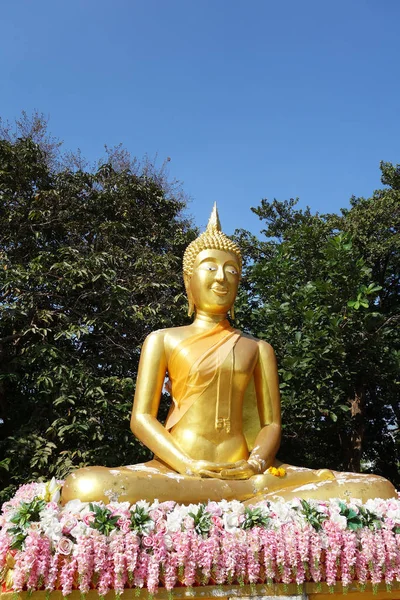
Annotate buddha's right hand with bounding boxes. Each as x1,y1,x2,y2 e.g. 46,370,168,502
187,459,235,478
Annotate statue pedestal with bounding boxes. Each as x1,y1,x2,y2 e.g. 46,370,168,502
2,583,400,600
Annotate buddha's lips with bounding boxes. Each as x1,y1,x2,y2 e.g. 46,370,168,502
211,286,228,296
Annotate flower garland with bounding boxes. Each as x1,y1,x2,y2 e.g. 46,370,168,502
0,480,399,596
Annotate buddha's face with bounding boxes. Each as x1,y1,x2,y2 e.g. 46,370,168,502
189,249,240,315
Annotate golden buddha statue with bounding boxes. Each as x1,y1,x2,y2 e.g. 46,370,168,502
61,205,396,506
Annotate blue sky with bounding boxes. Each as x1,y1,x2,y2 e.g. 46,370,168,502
1,0,399,235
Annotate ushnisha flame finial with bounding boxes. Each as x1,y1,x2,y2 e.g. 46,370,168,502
207,202,222,233
182,203,242,278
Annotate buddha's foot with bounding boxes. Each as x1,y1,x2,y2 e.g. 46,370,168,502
315,468,336,480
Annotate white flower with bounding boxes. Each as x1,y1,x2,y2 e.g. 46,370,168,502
141,520,155,535
330,512,347,530
186,504,201,517
136,500,150,511
166,512,183,533
328,500,341,515
348,502,360,514
63,499,87,514
223,513,240,532
229,500,245,516
47,478,61,503
40,517,63,544
218,499,231,513
270,500,293,524
364,498,384,518
386,507,400,523
289,498,302,510
35,483,47,499
51,489,61,503
69,522,88,539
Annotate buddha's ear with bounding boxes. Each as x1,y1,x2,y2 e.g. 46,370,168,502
230,304,235,320
183,273,195,318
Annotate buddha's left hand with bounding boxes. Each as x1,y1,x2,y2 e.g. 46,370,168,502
217,460,258,480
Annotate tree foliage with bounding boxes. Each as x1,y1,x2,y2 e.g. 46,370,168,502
0,135,195,502
235,162,399,486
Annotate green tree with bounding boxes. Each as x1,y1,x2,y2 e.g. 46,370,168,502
0,136,195,502
235,163,399,486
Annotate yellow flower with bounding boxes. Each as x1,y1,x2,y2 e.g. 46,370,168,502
267,466,286,478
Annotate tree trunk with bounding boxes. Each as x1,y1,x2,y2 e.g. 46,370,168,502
345,386,366,472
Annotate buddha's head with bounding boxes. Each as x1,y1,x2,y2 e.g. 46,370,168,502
183,204,242,318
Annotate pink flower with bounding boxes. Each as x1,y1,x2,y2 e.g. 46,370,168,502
206,501,222,516
110,532,127,594
45,552,60,593
149,508,163,521
142,535,154,548
60,556,78,596
57,537,73,555
146,555,160,594
158,500,176,512
117,518,131,534
82,512,95,526
125,532,139,576
183,516,195,530
212,515,223,529
155,519,167,533
61,516,78,535
75,536,94,595
0,532,11,572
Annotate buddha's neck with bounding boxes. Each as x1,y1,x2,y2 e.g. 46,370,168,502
193,310,228,329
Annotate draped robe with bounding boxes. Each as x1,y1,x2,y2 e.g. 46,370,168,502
165,320,241,432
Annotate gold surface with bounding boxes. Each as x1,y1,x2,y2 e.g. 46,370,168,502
2,583,400,600
61,206,397,506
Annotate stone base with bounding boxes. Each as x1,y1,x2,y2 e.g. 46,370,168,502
1,583,400,600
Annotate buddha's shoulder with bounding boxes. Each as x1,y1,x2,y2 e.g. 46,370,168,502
143,325,194,346
237,331,275,355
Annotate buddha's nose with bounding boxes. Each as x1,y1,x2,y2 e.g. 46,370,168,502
215,265,225,282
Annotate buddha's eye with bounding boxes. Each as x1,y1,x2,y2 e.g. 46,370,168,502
199,263,217,271
226,267,238,275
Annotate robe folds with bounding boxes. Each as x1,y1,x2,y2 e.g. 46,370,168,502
165,320,241,432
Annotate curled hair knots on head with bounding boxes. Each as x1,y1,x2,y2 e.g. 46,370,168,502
183,203,242,277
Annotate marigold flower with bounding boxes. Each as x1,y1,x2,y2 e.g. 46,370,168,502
267,466,286,477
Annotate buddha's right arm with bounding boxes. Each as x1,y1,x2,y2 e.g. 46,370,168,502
130,331,192,474
131,331,230,476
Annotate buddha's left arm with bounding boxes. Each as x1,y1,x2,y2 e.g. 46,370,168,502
250,341,282,469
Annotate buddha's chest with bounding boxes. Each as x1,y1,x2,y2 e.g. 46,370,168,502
168,335,258,387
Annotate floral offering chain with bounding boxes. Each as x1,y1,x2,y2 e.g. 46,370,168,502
0,480,400,596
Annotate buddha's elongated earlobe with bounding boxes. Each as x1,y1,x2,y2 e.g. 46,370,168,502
184,273,195,318
188,295,195,318
230,304,235,320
